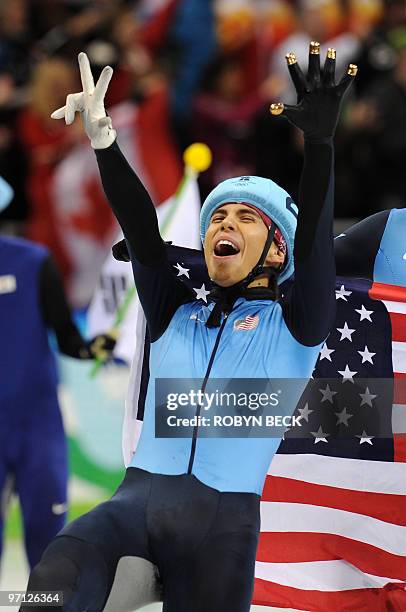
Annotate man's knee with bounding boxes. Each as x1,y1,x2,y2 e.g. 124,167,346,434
21,536,111,612
21,539,80,610
27,552,78,590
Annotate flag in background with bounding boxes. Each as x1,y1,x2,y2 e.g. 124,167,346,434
123,247,406,610
256,276,406,611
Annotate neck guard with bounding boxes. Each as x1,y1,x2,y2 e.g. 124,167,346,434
206,268,280,328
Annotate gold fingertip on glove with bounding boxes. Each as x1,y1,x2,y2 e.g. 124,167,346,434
348,64,358,76
310,41,320,54
270,102,284,116
285,52,297,66
327,48,336,60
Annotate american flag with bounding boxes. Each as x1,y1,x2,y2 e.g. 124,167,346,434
125,247,406,610
256,276,406,611
234,314,260,331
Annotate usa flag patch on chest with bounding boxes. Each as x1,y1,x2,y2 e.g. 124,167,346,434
233,314,259,331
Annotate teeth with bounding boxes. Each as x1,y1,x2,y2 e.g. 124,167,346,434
217,240,238,252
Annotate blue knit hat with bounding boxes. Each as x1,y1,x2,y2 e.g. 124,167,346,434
200,175,298,284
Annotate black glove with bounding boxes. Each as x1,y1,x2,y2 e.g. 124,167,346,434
270,41,357,141
84,331,118,361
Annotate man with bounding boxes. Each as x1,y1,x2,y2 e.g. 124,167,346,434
22,45,356,611
0,182,116,570
334,209,406,285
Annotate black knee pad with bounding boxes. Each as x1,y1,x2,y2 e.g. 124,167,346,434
22,538,81,610
22,536,111,611
28,554,77,587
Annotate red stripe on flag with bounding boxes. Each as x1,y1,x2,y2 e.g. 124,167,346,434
394,374,406,405
262,476,406,526
257,531,338,562
253,283,406,610
394,434,406,463
370,282,406,303
253,578,406,611
257,532,406,580
389,312,406,342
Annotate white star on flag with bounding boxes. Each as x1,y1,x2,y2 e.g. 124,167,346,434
173,263,190,278
356,430,374,445
193,284,210,303
319,384,338,404
358,345,376,364
335,285,352,301
282,427,291,441
335,407,353,426
311,426,330,444
359,386,377,407
297,402,313,423
319,343,335,362
337,322,356,341
338,364,357,383
355,304,373,322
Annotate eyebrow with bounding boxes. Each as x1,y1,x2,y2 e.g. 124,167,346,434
211,207,260,218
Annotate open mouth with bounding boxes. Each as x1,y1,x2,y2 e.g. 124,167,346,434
213,239,241,258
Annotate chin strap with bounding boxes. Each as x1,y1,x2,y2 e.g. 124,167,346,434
239,221,277,289
206,222,281,328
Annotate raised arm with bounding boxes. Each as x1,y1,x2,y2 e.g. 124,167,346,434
272,43,357,346
51,53,193,341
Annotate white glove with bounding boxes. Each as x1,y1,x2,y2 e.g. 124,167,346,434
51,52,117,149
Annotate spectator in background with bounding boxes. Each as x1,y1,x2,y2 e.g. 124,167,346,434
3,0,403,283
270,0,359,104
192,55,278,198
0,176,116,572
0,109,29,234
252,0,360,204
352,0,406,95
165,0,217,145
342,41,406,213
34,1,120,62
0,232,117,572
105,0,216,192
0,0,31,234
33,5,187,306
17,57,81,279
0,0,33,102
106,5,183,204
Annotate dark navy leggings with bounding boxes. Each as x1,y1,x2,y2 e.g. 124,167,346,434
21,467,260,612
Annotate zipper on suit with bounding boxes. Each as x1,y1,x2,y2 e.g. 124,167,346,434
187,312,229,474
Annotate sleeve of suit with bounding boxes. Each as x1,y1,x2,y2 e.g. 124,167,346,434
95,142,193,342
281,139,337,347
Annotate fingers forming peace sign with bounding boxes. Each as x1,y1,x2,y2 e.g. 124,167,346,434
51,52,113,127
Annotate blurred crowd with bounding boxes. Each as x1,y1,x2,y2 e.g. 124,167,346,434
0,0,405,305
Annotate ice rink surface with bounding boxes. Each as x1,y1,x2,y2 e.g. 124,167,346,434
0,540,303,612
